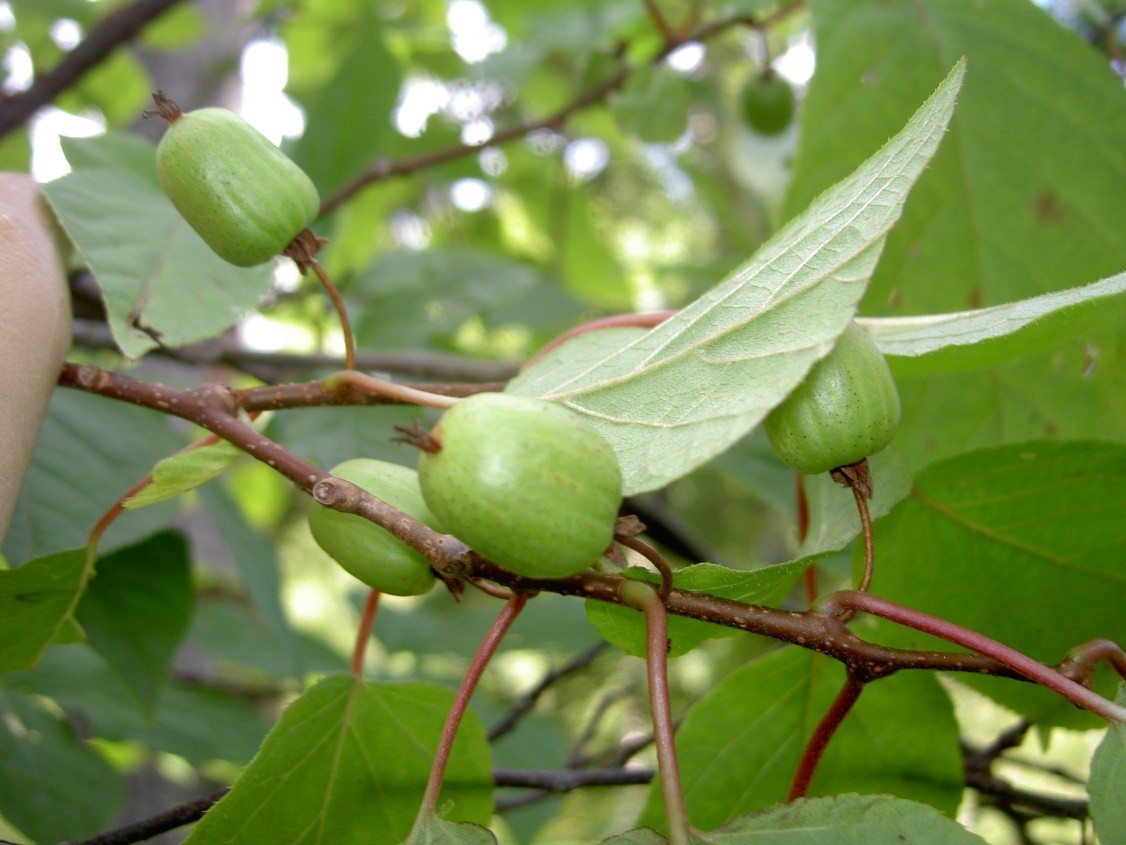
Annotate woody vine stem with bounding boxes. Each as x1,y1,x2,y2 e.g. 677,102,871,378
56,362,1126,726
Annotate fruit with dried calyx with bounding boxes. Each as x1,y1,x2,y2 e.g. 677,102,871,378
415,392,623,579
308,459,439,596
149,91,319,267
764,321,900,475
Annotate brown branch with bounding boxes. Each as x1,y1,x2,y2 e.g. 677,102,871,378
318,7,801,214
493,767,656,791
57,362,1119,707
488,642,608,741
0,0,190,140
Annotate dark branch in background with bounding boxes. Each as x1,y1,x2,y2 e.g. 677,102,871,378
489,642,609,741
0,0,189,139
71,317,520,383
319,3,808,213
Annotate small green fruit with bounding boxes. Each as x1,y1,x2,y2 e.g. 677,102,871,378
417,393,623,579
308,459,439,596
764,322,901,475
740,70,796,136
151,92,319,267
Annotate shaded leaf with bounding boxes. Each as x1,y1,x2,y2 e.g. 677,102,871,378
0,548,88,671
184,674,493,845
791,0,1126,315
0,687,125,843
510,62,965,494
197,483,303,679
75,531,192,715
1089,685,1126,843
1,390,182,564
640,649,963,832
863,440,1126,726
402,816,498,845
700,794,985,843
586,561,808,658
123,440,242,509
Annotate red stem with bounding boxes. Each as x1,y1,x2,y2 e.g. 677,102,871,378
407,592,528,840
820,591,1126,722
620,580,691,845
788,673,864,800
349,589,381,678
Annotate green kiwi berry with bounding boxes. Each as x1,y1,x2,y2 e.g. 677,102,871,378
741,70,796,136
150,92,319,267
764,321,901,474
308,459,439,596
417,392,623,579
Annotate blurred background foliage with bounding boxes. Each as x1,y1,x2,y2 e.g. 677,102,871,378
1,0,1124,843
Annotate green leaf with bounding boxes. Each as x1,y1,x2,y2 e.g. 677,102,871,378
75,531,192,715
123,440,242,509
599,830,667,845
1089,684,1126,843
4,643,269,766
41,135,275,359
0,548,88,671
290,7,401,193
790,0,1126,315
586,561,808,658
610,64,692,144
2,390,183,565
510,62,966,494
699,794,986,843
0,687,125,843
865,271,1126,376
402,816,498,844
639,648,963,832
862,440,1126,726
183,674,494,845
139,4,208,50
197,483,303,679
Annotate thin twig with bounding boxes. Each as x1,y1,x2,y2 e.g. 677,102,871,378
488,642,608,741
0,0,191,139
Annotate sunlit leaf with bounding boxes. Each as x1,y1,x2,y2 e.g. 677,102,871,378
865,271,1126,375
123,440,242,509
510,62,965,494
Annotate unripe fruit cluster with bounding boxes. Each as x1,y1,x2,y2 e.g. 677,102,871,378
150,91,319,267
417,393,623,580
764,321,901,475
